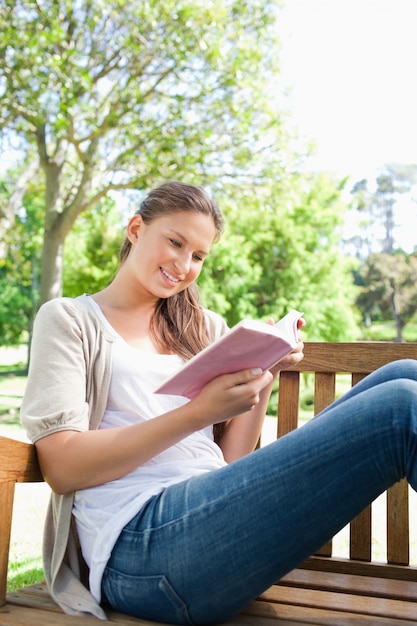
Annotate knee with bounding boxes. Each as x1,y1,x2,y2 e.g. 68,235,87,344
383,359,417,381
369,377,417,423
387,377,417,423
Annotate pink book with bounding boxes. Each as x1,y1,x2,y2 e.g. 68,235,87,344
155,309,303,400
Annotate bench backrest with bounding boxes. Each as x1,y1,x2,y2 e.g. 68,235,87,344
277,341,417,579
1,340,417,607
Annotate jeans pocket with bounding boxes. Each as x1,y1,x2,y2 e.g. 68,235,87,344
102,566,193,625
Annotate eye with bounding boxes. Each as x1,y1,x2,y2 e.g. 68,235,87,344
193,253,203,262
169,238,181,248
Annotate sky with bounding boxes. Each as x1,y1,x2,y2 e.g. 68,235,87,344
277,0,417,251
278,0,417,181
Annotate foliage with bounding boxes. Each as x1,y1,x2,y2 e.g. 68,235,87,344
61,167,360,343
356,252,417,341
0,0,362,341
0,172,123,346
0,177,43,349
63,196,124,297
0,0,287,303
0,165,361,346
198,228,263,324
203,172,360,340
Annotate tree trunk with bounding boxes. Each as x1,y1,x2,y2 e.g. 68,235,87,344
394,316,403,343
40,227,64,304
37,135,69,305
390,283,403,342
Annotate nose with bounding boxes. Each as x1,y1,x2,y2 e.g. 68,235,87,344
174,251,192,275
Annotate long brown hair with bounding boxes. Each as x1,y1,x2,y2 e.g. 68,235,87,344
120,181,224,361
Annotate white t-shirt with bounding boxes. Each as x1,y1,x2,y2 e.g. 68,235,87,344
72,299,227,603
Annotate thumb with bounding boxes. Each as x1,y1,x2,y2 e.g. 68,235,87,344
223,367,264,387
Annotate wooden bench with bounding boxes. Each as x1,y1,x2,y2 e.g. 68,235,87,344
2,341,417,625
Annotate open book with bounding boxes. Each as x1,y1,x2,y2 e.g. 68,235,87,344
155,309,304,400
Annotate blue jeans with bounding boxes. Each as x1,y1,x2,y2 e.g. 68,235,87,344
102,359,417,625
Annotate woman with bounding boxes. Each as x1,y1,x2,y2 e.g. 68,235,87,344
21,181,417,625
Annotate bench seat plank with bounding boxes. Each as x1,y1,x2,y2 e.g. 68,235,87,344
5,585,296,625
258,584,417,620
9,572,417,625
245,598,417,625
279,568,417,601
1,603,110,626
300,555,417,581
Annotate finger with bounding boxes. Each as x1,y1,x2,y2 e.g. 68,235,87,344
223,367,264,388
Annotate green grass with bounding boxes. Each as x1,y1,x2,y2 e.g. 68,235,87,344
6,478,50,593
360,319,417,341
7,558,44,593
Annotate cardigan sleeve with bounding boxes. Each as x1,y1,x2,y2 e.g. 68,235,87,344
21,298,92,443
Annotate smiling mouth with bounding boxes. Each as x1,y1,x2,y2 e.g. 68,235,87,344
161,268,180,283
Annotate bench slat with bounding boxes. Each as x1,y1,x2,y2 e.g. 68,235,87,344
0,481,15,605
256,585,417,621
313,372,335,414
277,371,300,437
350,506,372,561
301,554,417,581
0,436,43,483
279,568,417,600
1,602,171,626
387,480,410,565
6,584,291,625
288,342,417,373
245,597,415,625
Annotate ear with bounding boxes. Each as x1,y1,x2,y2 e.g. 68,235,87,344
126,214,144,244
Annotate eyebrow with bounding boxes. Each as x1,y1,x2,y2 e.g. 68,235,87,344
170,229,210,257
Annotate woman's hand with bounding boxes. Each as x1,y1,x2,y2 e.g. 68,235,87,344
190,367,274,425
269,316,305,376
191,367,275,462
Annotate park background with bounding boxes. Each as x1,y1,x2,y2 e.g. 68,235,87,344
1,0,417,592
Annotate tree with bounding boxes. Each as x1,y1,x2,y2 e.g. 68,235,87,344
348,163,417,258
198,229,263,325
200,170,359,340
0,0,288,305
356,252,417,341
344,179,377,260
0,169,123,354
63,196,123,297
374,173,396,254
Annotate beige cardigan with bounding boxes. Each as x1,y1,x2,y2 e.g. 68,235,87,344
21,295,227,619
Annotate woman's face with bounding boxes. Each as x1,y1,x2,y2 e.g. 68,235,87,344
125,210,217,299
